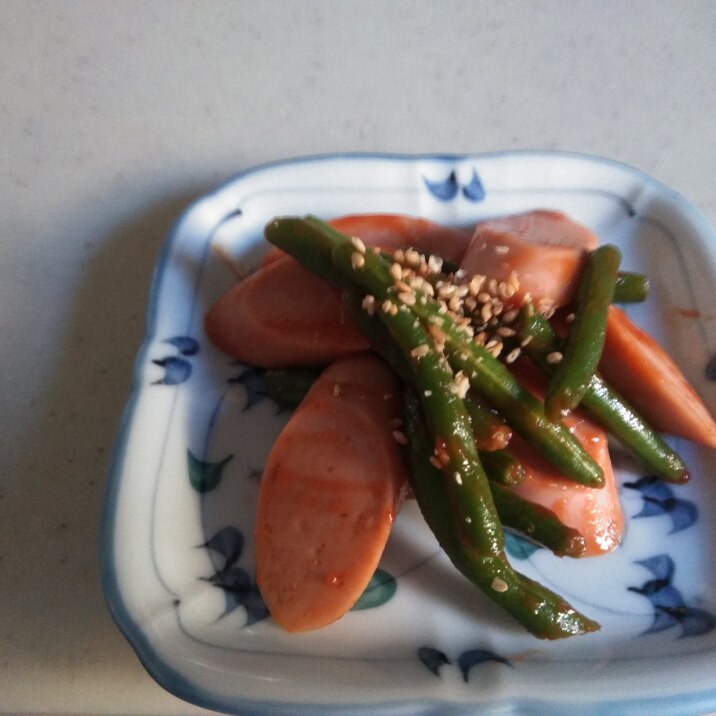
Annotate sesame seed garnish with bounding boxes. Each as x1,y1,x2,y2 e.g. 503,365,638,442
502,309,519,324
381,299,393,314
427,254,443,273
389,262,402,280
389,303,398,316
547,351,563,364
565,312,576,323
454,471,463,485
465,516,472,524
361,294,376,315
351,252,365,269
392,430,408,445
393,248,405,263
332,383,342,396
491,577,509,593
450,371,470,399
350,236,366,254
520,335,533,348
411,344,431,359
395,279,412,293
469,275,485,295
480,303,493,322
424,389,433,397
497,326,516,337
398,291,417,306
505,347,521,364
488,278,498,294
405,248,421,267
494,245,509,255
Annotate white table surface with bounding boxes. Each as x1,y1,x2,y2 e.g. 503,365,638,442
2,1,716,714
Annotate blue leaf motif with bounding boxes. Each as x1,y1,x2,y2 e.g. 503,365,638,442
423,171,459,201
165,335,200,356
458,649,512,682
635,554,675,582
243,584,270,625
624,475,673,501
641,607,680,635
667,499,698,534
205,566,252,618
229,364,269,411
351,568,397,610
200,526,244,571
504,531,541,560
152,356,192,385
624,476,698,533
676,607,716,638
417,647,451,676
461,169,486,202
187,450,234,493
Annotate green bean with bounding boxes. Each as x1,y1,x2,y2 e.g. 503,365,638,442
614,271,649,303
466,395,512,451
545,244,621,420
518,306,689,483
489,482,586,558
402,390,598,638
480,449,525,486
332,229,605,487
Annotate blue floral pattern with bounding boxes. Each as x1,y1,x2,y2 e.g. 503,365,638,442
423,168,485,202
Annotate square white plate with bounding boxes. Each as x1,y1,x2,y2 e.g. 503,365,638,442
102,152,716,715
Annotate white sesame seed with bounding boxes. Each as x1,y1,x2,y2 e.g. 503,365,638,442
520,335,533,348
491,577,509,593
565,312,576,323
497,326,516,337
405,249,421,267
465,516,472,524
351,252,365,269
350,236,366,254
547,351,563,364
505,347,521,364
427,254,443,273
389,262,402,280
480,303,493,322
398,291,417,306
361,294,376,315
454,471,463,485
393,249,405,263
411,344,431,359
469,275,485,295
502,309,519,324
424,389,433,397
494,245,509,255
381,299,393,314
488,278,498,294
392,430,408,445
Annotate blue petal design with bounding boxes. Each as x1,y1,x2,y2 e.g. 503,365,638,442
187,450,234,493
423,171,459,201
152,356,192,384
351,568,397,610
165,335,200,356
504,531,541,560
635,554,675,582
642,607,680,635
625,477,698,533
417,647,451,677
667,499,698,534
243,585,270,625
634,498,670,519
205,566,252,618
229,364,269,411
624,475,674,501
458,649,512,682
676,607,716,638
461,169,486,202
200,527,244,571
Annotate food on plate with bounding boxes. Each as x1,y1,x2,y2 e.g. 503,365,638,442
254,355,407,632
204,209,715,639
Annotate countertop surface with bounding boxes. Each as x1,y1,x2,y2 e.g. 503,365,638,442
2,1,716,714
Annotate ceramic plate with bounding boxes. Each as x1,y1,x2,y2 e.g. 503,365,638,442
102,152,716,715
